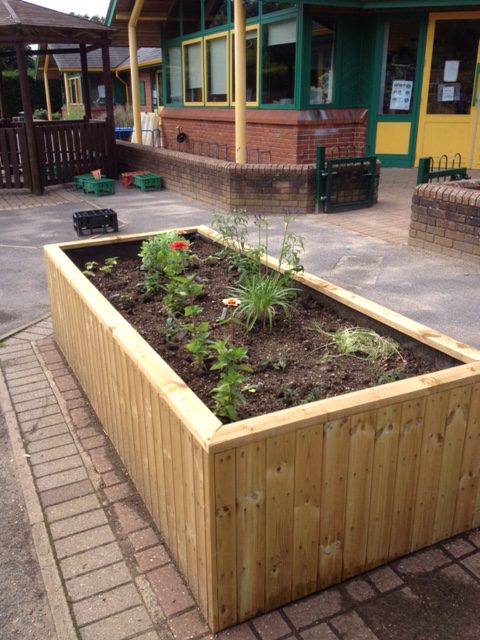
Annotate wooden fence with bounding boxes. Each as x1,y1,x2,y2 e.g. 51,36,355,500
44,227,480,632
0,125,30,189
35,120,112,186
0,120,113,190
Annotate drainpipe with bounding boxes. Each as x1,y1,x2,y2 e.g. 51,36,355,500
115,71,130,106
234,0,247,164
128,0,144,144
43,54,52,121
63,73,71,117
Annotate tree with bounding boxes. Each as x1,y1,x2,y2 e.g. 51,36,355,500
69,12,105,24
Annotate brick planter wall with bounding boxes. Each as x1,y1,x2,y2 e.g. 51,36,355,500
160,108,368,164
410,181,480,263
116,140,316,214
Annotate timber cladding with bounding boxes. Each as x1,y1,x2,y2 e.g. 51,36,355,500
44,226,480,632
410,181,480,264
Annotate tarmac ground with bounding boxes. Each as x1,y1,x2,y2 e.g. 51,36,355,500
1,171,480,640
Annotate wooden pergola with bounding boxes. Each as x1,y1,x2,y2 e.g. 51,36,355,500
0,0,116,194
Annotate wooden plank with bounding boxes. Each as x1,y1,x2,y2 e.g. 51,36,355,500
110,333,128,468
0,128,12,187
433,385,472,542
18,126,31,188
389,398,426,558
454,384,480,532
204,450,218,630
292,424,322,599
265,433,294,610
170,415,187,576
118,345,141,490
181,426,199,598
43,125,54,186
411,391,450,550
150,389,168,535
318,417,350,589
342,411,375,579
160,403,177,558
193,441,209,617
7,128,20,187
214,449,237,629
142,374,158,522
366,403,402,568
51,125,61,185
132,364,152,511
236,441,266,619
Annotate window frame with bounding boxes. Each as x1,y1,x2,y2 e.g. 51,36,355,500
204,31,230,107
229,24,260,107
182,37,205,106
68,76,83,105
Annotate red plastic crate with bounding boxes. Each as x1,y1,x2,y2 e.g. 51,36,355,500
120,171,149,188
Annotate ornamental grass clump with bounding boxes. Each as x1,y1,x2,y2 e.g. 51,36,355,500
223,214,304,332
139,233,192,293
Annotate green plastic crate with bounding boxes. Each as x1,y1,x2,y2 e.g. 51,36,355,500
133,173,163,192
74,174,96,190
82,177,115,197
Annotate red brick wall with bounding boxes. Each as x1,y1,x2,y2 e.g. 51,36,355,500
160,108,368,164
410,181,480,264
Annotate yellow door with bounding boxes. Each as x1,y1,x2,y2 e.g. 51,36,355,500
416,12,480,168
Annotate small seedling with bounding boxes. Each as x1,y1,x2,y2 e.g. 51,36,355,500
83,260,98,278
99,256,119,274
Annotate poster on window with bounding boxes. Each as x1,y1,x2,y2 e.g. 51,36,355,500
389,80,413,111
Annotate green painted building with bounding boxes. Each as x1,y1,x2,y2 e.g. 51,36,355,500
107,0,480,166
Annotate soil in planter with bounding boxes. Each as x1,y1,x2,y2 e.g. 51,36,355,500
88,238,443,422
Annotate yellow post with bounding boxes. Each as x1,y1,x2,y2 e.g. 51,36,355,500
234,0,247,164
128,0,144,144
43,54,52,121
63,73,71,117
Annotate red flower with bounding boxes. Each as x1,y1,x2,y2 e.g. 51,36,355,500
169,241,189,251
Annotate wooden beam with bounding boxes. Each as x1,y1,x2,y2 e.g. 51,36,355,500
43,54,52,121
234,0,247,164
15,42,43,195
0,70,7,119
115,13,166,20
101,36,117,177
80,44,92,121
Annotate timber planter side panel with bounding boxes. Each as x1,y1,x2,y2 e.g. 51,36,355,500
44,227,480,632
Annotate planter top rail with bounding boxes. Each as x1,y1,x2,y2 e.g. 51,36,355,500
45,225,480,453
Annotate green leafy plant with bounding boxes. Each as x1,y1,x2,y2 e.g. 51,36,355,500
99,256,119,274
375,367,407,385
139,233,192,293
115,293,134,310
260,350,289,371
209,339,252,421
230,272,298,331
162,275,204,314
83,260,98,278
185,321,211,367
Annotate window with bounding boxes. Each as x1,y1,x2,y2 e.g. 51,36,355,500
206,34,228,103
379,21,419,115
231,27,259,104
262,19,296,105
167,46,182,104
427,20,480,115
205,0,229,29
183,1,202,36
262,1,295,14
164,0,180,40
68,77,82,104
310,20,334,105
139,80,146,106
183,40,203,104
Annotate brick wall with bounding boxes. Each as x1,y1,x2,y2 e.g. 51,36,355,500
116,141,316,214
409,181,480,263
160,108,368,164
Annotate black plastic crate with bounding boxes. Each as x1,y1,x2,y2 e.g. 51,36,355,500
73,209,118,237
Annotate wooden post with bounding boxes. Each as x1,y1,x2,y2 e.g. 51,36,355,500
128,0,145,144
63,73,71,116
234,0,247,164
101,37,117,177
80,44,92,121
15,42,43,195
0,70,7,119
43,54,52,121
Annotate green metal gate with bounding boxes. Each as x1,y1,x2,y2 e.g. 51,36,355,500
315,147,377,213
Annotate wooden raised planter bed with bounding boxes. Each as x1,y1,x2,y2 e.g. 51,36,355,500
44,226,480,632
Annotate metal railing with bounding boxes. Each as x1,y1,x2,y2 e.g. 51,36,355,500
417,154,470,185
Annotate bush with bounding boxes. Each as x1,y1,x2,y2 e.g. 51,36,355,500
114,104,133,128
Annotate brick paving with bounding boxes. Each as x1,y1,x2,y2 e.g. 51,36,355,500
2,321,480,640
